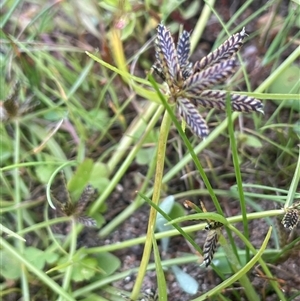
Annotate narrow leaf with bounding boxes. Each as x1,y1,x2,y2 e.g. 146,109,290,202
152,231,167,301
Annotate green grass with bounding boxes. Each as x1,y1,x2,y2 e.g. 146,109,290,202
1,1,300,301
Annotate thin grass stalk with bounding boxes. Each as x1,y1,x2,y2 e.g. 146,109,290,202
59,219,77,301
149,76,223,213
0,0,23,27
150,76,243,266
152,230,167,301
257,46,300,92
131,109,172,300
285,146,300,208
85,208,284,257
13,120,30,301
190,0,215,53
228,225,287,301
226,95,250,262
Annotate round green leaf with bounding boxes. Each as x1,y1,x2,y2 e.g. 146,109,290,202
24,247,46,270
270,65,300,111
0,250,21,280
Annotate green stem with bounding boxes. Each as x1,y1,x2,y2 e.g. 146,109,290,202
130,110,171,300
257,46,300,93
285,145,300,207
226,96,250,262
228,225,286,301
58,219,77,301
190,0,215,53
87,209,284,254
14,120,30,301
0,0,23,28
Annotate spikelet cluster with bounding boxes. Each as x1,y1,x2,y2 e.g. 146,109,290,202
281,201,300,230
202,221,223,267
52,172,97,227
153,24,264,138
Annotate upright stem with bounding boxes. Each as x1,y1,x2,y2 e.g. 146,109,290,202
131,109,171,300
14,120,30,301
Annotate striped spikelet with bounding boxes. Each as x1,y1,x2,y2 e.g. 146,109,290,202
193,28,247,72
202,221,223,267
281,201,300,230
152,24,264,139
282,208,300,230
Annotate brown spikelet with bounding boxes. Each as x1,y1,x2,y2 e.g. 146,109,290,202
177,98,208,138
282,209,299,230
203,229,219,267
177,30,190,65
230,93,264,113
183,58,237,95
75,185,95,215
51,172,97,227
156,24,180,87
76,215,97,227
194,90,264,113
194,27,247,72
